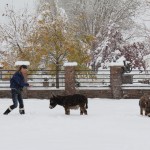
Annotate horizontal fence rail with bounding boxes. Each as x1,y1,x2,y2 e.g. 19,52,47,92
0,69,111,89
122,70,150,89
0,70,65,88
2,69,150,89
28,70,65,88
75,70,110,88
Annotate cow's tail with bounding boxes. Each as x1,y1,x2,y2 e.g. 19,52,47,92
86,98,88,109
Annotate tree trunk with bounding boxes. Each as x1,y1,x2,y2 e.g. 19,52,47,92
56,62,59,88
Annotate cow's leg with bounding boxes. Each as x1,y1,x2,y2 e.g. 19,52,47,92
80,106,84,115
67,109,70,115
145,108,149,116
80,106,87,115
80,109,83,115
145,108,147,116
83,108,87,115
140,107,143,115
64,107,70,115
83,103,88,115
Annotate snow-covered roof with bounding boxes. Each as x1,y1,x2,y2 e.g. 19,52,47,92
63,62,78,66
15,61,30,66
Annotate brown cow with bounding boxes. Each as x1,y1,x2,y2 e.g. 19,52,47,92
139,93,150,116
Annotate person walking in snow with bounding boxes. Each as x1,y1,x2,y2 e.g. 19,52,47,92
3,65,29,115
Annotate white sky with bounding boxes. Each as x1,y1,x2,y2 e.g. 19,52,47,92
0,0,150,33
0,0,36,23
0,0,150,26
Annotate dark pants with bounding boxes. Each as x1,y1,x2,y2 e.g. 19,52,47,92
10,89,24,110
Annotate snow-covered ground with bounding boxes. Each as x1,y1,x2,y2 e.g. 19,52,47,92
0,98,150,150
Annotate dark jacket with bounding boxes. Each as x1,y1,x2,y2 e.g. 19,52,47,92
10,71,29,90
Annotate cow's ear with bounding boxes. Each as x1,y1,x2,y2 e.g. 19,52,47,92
52,94,56,98
53,93,57,97
50,92,55,98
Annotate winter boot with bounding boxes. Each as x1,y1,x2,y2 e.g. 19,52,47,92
19,108,25,115
3,107,12,115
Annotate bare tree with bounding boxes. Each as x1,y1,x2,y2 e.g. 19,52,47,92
57,0,140,35
0,4,36,68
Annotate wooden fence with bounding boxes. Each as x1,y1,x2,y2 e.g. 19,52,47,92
1,66,150,99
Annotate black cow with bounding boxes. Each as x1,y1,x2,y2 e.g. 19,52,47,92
49,94,88,115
